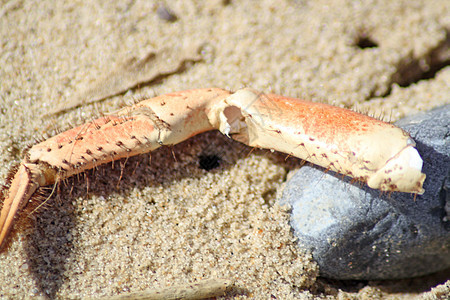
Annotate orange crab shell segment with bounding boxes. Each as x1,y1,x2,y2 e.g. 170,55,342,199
207,88,425,194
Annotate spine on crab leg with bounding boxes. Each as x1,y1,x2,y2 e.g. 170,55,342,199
206,88,425,194
0,88,232,251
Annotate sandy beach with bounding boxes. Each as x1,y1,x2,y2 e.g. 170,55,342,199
0,0,449,298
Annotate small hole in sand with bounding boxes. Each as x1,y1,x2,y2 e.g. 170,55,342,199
355,36,378,49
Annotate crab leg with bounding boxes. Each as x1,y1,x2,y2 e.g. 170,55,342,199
208,89,425,194
0,88,230,250
0,88,425,250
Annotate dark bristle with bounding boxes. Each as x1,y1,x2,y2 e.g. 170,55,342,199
23,143,33,153
14,187,53,225
0,163,20,191
0,177,57,252
93,120,101,130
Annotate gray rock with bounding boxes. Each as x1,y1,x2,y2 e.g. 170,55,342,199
279,105,450,280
